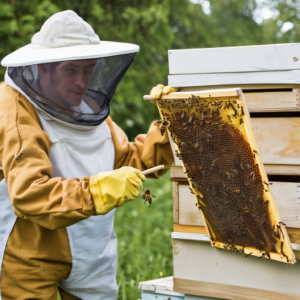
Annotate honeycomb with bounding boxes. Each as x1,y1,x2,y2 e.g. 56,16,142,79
157,96,295,263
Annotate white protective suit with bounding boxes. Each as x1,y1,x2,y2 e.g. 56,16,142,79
5,73,118,299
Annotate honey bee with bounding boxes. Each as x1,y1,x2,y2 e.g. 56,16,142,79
142,189,156,208
240,106,245,116
230,103,238,118
156,120,170,136
245,252,252,258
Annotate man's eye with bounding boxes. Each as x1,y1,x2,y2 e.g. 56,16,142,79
85,68,94,75
66,68,76,74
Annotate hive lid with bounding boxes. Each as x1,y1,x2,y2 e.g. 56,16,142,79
168,43,300,75
168,43,300,87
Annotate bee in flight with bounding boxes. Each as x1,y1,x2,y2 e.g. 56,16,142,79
142,189,156,208
156,120,170,136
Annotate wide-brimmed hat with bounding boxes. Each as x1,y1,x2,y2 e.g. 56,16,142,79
1,10,139,67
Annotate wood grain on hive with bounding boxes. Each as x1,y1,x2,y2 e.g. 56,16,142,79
172,239,300,299
147,88,296,264
171,178,300,229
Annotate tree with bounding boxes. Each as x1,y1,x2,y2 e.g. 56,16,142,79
0,0,297,140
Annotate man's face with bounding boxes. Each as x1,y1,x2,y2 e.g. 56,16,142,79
38,59,97,107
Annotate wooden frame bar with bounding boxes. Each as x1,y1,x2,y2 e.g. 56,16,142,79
144,88,240,101
146,88,300,112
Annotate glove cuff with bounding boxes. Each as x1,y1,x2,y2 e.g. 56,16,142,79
89,175,103,214
90,172,126,215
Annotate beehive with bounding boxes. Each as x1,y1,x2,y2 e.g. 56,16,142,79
141,43,300,299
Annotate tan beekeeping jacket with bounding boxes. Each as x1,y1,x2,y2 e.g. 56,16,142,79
0,82,173,227
0,82,174,294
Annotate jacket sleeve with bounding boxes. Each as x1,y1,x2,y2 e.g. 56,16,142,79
105,116,174,179
0,86,96,230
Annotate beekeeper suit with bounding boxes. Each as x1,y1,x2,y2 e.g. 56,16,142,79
0,11,173,300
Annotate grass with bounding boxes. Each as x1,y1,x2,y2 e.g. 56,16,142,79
57,170,173,300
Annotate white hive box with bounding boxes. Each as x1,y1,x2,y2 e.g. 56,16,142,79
172,237,300,300
168,43,300,88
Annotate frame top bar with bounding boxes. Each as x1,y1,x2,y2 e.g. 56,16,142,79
143,87,241,100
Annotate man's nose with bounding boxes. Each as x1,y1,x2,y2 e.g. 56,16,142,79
74,71,86,89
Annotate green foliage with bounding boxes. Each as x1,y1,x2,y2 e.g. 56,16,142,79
114,172,173,299
2,0,298,140
259,0,300,44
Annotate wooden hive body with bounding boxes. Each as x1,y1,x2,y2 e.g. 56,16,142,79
142,43,300,299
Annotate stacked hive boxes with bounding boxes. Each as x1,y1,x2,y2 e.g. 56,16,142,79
142,44,300,300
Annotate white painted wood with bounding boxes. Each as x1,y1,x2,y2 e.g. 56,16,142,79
174,278,300,300
168,70,300,88
168,43,300,75
139,277,184,297
171,232,210,242
292,243,300,251
264,165,300,175
170,166,186,179
174,154,183,167
251,117,300,165
173,182,179,224
180,84,300,91
269,182,300,228
171,232,300,252
172,239,300,295
177,182,300,228
178,184,204,226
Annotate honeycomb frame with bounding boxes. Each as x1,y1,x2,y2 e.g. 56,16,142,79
155,88,296,264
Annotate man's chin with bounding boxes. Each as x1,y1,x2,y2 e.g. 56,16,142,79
66,98,83,107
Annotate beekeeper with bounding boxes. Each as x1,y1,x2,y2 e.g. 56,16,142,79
0,10,173,300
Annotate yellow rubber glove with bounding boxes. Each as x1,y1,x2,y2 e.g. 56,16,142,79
150,84,178,99
89,167,146,215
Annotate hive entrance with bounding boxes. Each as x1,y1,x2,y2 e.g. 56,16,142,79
156,91,295,264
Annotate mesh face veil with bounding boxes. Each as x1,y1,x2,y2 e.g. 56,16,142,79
7,53,135,126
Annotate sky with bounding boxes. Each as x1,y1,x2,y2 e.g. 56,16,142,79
189,0,295,35
189,0,277,21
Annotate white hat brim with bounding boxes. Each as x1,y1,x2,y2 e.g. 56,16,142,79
1,41,139,67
